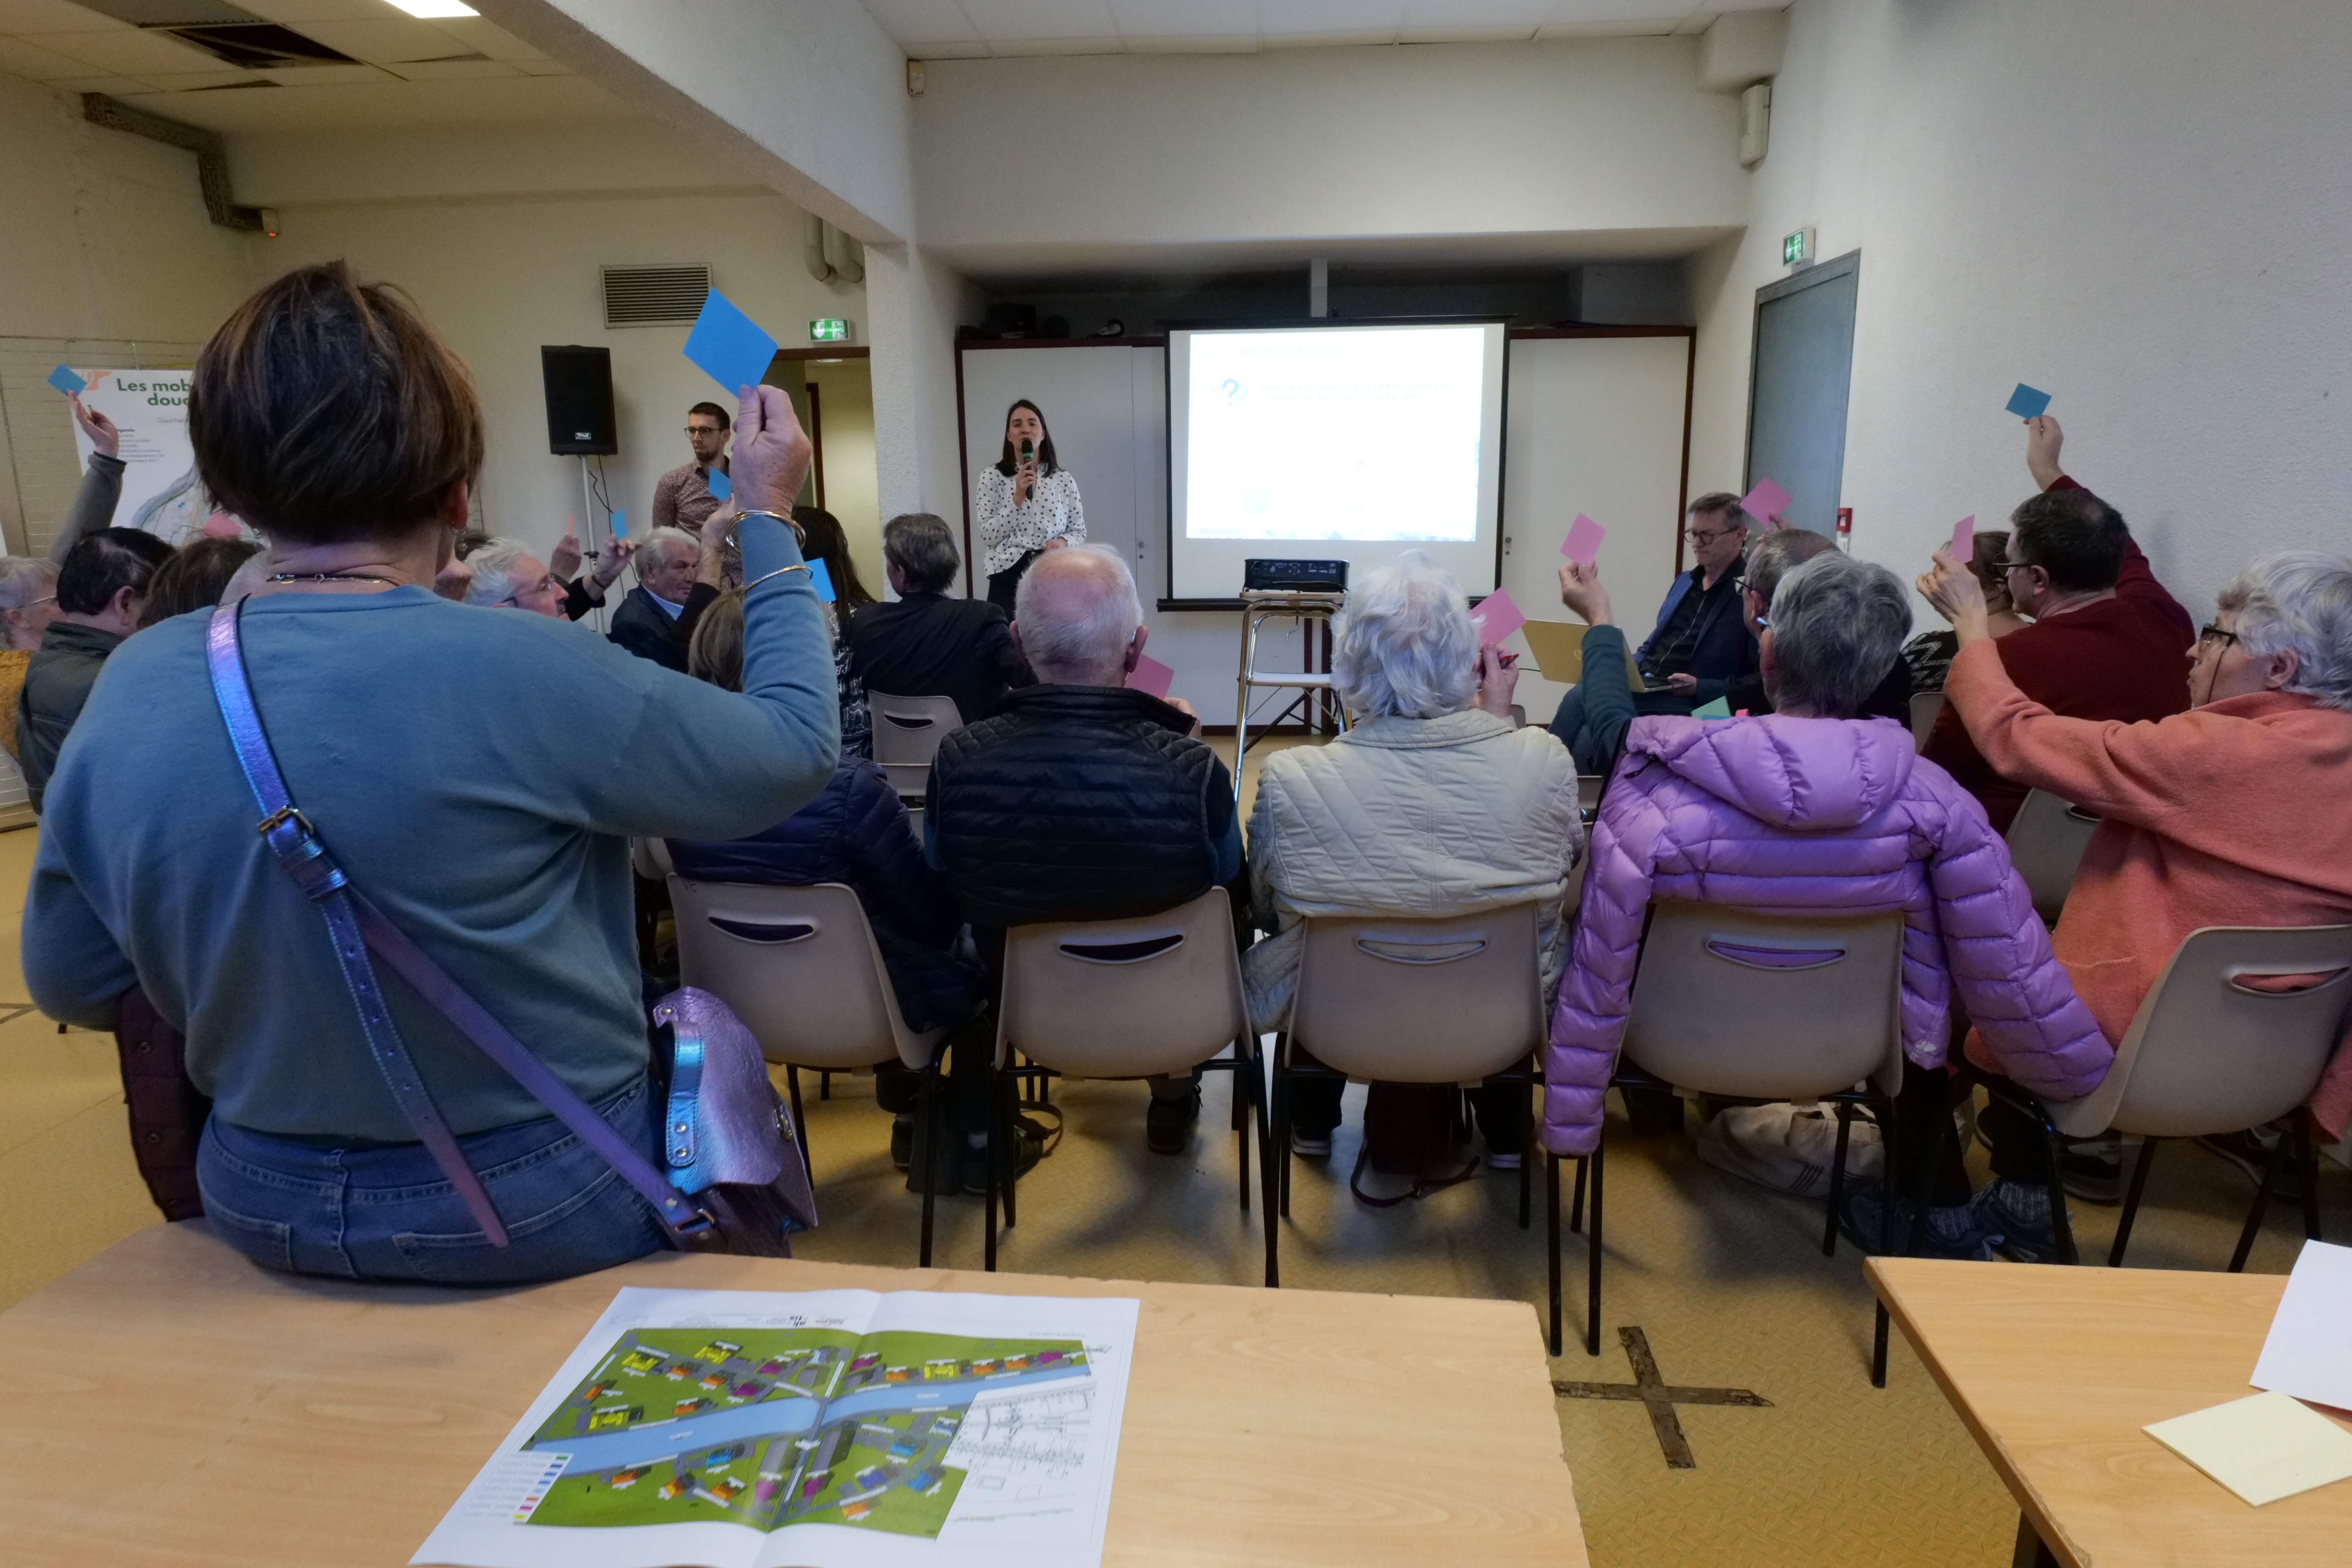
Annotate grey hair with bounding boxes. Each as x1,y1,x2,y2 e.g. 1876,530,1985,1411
461,538,538,607
639,526,699,572
1013,543,1141,679
1768,552,1913,718
0,555,57,613
1744,528,1834,606
882,512,961,594
2218,550,2352,711
1331,550,1479,720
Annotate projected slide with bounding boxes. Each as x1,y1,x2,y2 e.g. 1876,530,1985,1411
1185,326,1486,543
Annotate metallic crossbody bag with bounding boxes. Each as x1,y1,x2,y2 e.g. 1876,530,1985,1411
204,599,817,1256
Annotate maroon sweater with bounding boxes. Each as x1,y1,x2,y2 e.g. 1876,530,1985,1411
1922,475,2193,833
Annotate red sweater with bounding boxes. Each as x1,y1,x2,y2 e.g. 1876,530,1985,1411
1922,476,2193,832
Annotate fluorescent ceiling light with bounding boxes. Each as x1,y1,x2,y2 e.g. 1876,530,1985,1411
387,2,480,16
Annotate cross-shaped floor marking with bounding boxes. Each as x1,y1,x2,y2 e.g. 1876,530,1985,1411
1553,1326,1771,1470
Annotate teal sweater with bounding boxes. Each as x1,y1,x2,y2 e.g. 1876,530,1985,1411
25,516,837,1142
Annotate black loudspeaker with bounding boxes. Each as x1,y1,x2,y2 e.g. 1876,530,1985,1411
541,345,617,455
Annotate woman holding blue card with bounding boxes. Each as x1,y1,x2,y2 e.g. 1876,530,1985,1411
974,399,1085,611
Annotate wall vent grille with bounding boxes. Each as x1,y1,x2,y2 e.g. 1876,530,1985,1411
603,265,711,328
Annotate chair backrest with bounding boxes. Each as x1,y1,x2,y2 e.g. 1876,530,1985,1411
1908,691,1944,751
2005,788,2101,924
668,878,929,1071
996,889,1248,1079
630,835,674,882
1289,903,1544,1085
1623,902,1906,1098
2050,925,2352,1140
868,691,964,799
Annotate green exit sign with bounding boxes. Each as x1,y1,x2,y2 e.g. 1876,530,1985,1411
1782,227,1815,267
809,318,851,343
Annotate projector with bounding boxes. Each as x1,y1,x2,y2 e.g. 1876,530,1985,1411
1242,558,1349,593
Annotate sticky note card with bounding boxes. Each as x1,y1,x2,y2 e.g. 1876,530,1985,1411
706,469,731,501
1693,697,1733,719
46,364,85,396
807,557,836,602
611,509,627,538
2005,383,2052,419
1562,514,1606,566
1951,515,1975,560
1739,478,1792,526
1129,652,1176,701
2145,1391,2352,1507
1468,588,1526,646
683,290,778,395
2252,1240,2352,1412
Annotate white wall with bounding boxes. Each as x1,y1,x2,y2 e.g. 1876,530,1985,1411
1691,0,2352,619
866,242,984,526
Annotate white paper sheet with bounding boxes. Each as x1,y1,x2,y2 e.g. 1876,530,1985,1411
2250,1239,2352,1414
2145,1391,2352,1506
412,1287,1139,1568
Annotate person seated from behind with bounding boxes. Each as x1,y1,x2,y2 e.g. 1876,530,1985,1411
1247,550,1583,1172
137,537,263,629
0,557,61,761
1726,528,1910,724
1902,530,2025,693
850,512,1033,726
668,590,990,1176
926,543,1247,1158
1546,552,2112,1261
461,537,567,617
608,525,701,671
794,505,878,762
1919,417,2192,831
1915,546,2352,1259
18,527,172,811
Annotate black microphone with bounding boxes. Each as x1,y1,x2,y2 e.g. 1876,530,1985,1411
1019,437,1034,466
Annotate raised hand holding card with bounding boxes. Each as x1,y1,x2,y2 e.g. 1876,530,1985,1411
683,290,779,396
1562,514,1606,566
46,364,85,397
1951,515,1975,560
2005,383,2052,419
707,469,731,501
1468,588,1526,647
1739,478,1792,526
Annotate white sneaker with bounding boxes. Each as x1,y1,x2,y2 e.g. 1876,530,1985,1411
1695,1103,1884,1198
1290,1131,1332,1158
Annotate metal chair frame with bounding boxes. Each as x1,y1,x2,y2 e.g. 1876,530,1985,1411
1232,590,1347,795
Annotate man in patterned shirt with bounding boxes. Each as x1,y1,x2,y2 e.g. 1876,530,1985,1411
651,401,733,536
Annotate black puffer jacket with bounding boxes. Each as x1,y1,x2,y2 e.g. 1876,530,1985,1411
927,684,1237,929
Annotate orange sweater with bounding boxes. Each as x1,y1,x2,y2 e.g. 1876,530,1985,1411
1947,639,2352,1136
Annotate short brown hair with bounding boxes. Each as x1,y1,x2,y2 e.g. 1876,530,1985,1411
1688,491,1754,531
687,590,746,692
191,262,483,546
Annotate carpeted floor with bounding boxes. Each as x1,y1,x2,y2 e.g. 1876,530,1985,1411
3,746,2341,1566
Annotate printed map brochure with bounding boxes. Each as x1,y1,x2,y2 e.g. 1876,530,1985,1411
413,1286,1140,1568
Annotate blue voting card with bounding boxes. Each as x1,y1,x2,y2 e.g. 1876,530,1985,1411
47,364,85,396
706,468,731,501
2005,383,2052,419
807,557,836,602
684,291,778,395
611,509,627,538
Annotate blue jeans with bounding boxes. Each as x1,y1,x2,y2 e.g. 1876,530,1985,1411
196,1080,668,1287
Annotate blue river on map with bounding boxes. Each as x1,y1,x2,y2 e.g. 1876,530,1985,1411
527,1363,1088,1473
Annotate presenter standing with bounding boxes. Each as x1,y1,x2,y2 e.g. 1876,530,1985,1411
974,399,1083,611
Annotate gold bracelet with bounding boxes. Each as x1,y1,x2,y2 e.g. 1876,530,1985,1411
744,563,810,592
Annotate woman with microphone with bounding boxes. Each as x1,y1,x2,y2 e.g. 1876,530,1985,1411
974,399,1084,611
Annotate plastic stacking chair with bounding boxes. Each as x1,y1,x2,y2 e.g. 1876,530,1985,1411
2005,788,2101,925
1964,925,2352,1273
668,878,950,1190
630,835,674,881
868,692,964,802
1908,691,1944,751
1600,903,1908,1384
983,888,1265,1275
1269,903,1567,1346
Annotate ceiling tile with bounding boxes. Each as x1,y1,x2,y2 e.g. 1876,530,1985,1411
1534,19,1673,36
1260,28,1396,48
418,16,544,62
0,0,133,31
1539,0,1693,26
49,74,156,93
1399,24,1539,42
1401,0,1549,25
1107,0,1256,36
134,67,269,89
25,27,226,73
279,15,476,62
508,55,571,74
1258,0,1403,37
0,33,92,78
956,0,1118,44
380,55,517,80
237,0,407,19
1121,32,1257,51
906,37,988,56
254,60,385,83
985,34,1122,53
860,0,982,47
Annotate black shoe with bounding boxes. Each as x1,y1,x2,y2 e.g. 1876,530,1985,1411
890,1115,914,1172
2196,1129,2305,1202
961,1120,1046,1195
1146,1083,1203,1155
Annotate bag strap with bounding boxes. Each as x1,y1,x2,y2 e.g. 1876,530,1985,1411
204,601,715,1246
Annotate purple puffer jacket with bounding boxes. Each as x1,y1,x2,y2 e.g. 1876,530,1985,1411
1543,713,2110,1157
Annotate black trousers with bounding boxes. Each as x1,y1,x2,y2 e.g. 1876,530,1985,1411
1894,1065,2061,1208
985,550,1040,613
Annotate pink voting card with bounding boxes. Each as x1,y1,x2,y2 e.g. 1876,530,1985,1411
1740,478,1793,526
1469,588,1527,646
1951,515,1975,561
1129,652,1176,701
1561,514,1606,566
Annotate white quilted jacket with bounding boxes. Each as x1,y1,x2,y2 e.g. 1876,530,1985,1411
1244,709,1585,1033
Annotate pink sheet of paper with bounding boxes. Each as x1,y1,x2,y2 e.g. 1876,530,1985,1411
1951,515,1975,560
1740,478,1793,526
1129,652,1176,701
1469,588,1527,646
1561,514,1606,566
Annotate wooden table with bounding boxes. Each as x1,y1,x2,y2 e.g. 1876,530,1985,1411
1870,1256,2352,1567
0,1223,1585,1566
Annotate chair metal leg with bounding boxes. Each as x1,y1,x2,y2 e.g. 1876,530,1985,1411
1906,1083,1952,1261
998,1068,1018,1231
1871,1091,1900,1389
1823,1100,1855,1258
1252,1040,1279,1289
1234,1041,1252,1217
2011,1511,2060,1568
2109,1138,2159,1267
2294,1111,2324,1244
1273,1043,1294,1220
819,1071,831,1101
1546,1153,1563,1357
1518,1081,1534,1231
916,1058,940,1269
982,1060,1001,1274
1570,1156,1588,1235
785,1066,811,1183
1585,1142,1604,1357
2229,1120,2294,1273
